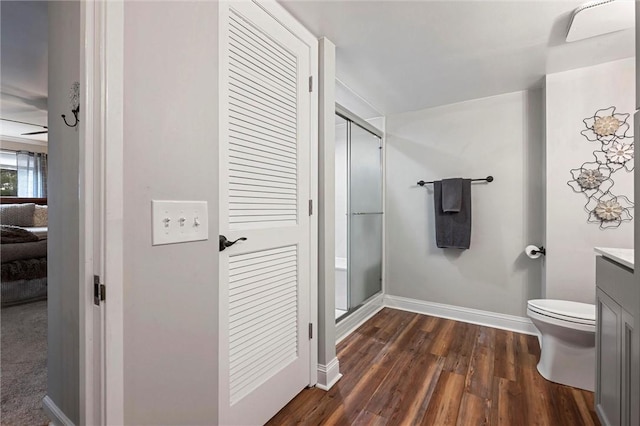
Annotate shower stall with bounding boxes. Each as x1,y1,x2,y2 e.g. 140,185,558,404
335,104,383,321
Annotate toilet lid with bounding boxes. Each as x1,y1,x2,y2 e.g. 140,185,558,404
528,299,596,323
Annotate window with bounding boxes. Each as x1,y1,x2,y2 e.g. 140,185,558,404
0,151,18,196
0,150,47,198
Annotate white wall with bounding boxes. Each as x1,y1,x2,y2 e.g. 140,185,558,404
47,1,80,422
385,90,544,317
123,3,219,424
545,58,635,303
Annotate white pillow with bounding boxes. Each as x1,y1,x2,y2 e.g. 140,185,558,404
33,205,48,227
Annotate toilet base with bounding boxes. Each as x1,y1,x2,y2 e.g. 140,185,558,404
536,333,595,392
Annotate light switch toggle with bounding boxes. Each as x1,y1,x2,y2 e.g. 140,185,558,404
152,200,208,246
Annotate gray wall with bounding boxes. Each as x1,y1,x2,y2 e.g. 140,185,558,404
385,90,544,317
544,58,635,303
318,38,338,367
122,3,219,424
47,1,80,423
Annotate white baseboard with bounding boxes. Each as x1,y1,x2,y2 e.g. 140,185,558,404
43,395,75,426
336,293,384,343
316,357,342,391
383,295,539,336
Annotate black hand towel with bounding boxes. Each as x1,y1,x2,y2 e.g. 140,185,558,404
433,179,472,249
441,178,463,212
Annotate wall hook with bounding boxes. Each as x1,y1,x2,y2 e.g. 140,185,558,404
61,82,80,128
61,105,80,128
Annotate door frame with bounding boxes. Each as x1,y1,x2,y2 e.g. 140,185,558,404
79,1,124,424
77,1,317,424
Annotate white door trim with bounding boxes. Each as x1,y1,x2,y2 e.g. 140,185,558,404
79,1,124,424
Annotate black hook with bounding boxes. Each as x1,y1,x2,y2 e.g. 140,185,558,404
61,105,80,128
219,235,247,252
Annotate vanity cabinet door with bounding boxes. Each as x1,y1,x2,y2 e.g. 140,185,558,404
596,288,621,426
621,308,633,426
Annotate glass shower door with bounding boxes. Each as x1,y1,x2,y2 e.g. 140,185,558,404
348,123,383,308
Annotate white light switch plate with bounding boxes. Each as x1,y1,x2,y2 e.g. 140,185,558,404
152,200,208,246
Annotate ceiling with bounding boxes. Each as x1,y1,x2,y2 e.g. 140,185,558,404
0,1,48,143
0,1,633,136
280,0,635,116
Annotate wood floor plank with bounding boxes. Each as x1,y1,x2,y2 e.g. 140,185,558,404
392,354,445,425
267,308,600,426
429,318,457,357
466,343,495,400
456,392,491,426
549,384,589,426
493,329,516,381
444,322,479,374
420,372,465,425
519,351,554,425
494,377,526,426
351,410,387,426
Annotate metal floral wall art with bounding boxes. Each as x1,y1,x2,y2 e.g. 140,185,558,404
567,106,634,229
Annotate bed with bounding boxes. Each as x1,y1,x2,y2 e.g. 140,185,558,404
1,201,48,307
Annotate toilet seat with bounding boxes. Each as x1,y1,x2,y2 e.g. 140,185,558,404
527,299,595,326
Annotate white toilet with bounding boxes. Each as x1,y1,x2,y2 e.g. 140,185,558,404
526,299,596,392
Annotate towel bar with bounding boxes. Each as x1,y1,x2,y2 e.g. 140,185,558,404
417,176,494,186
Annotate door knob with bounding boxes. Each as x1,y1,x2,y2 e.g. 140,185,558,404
219,235,247,252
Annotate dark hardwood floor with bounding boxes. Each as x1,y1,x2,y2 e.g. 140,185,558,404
267,308,600,426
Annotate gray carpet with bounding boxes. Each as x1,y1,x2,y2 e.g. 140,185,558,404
1,301,49,426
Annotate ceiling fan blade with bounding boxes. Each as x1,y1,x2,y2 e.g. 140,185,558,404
21,130,49,135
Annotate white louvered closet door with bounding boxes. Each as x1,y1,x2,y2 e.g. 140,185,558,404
219,2,312,425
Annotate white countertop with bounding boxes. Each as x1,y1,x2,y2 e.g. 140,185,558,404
595,247,634,270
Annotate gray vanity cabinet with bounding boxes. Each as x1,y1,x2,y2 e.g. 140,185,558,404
595,256,635,426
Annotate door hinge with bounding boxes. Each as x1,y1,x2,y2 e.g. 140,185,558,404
309,199,313,216
94,275,105,305
309,323,313,339
308,76,313,92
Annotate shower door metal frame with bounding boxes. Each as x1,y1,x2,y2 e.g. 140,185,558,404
335,103,384,318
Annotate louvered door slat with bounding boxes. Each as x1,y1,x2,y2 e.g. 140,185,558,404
228,25,297,81
228,51,296,101
229,118,297,148
228,33,297,87
229,127,296,153
230,169,296,184
227,245,298,404
230,138,297,162
229,161,297,181
229,93,295,124
229,107,296,140
229,294,297,333
230,109,297,140
229,81,296,116
230,333,297,377
230,305,297,347
230,334,297,378
230,342,297,401
228,14,296,69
